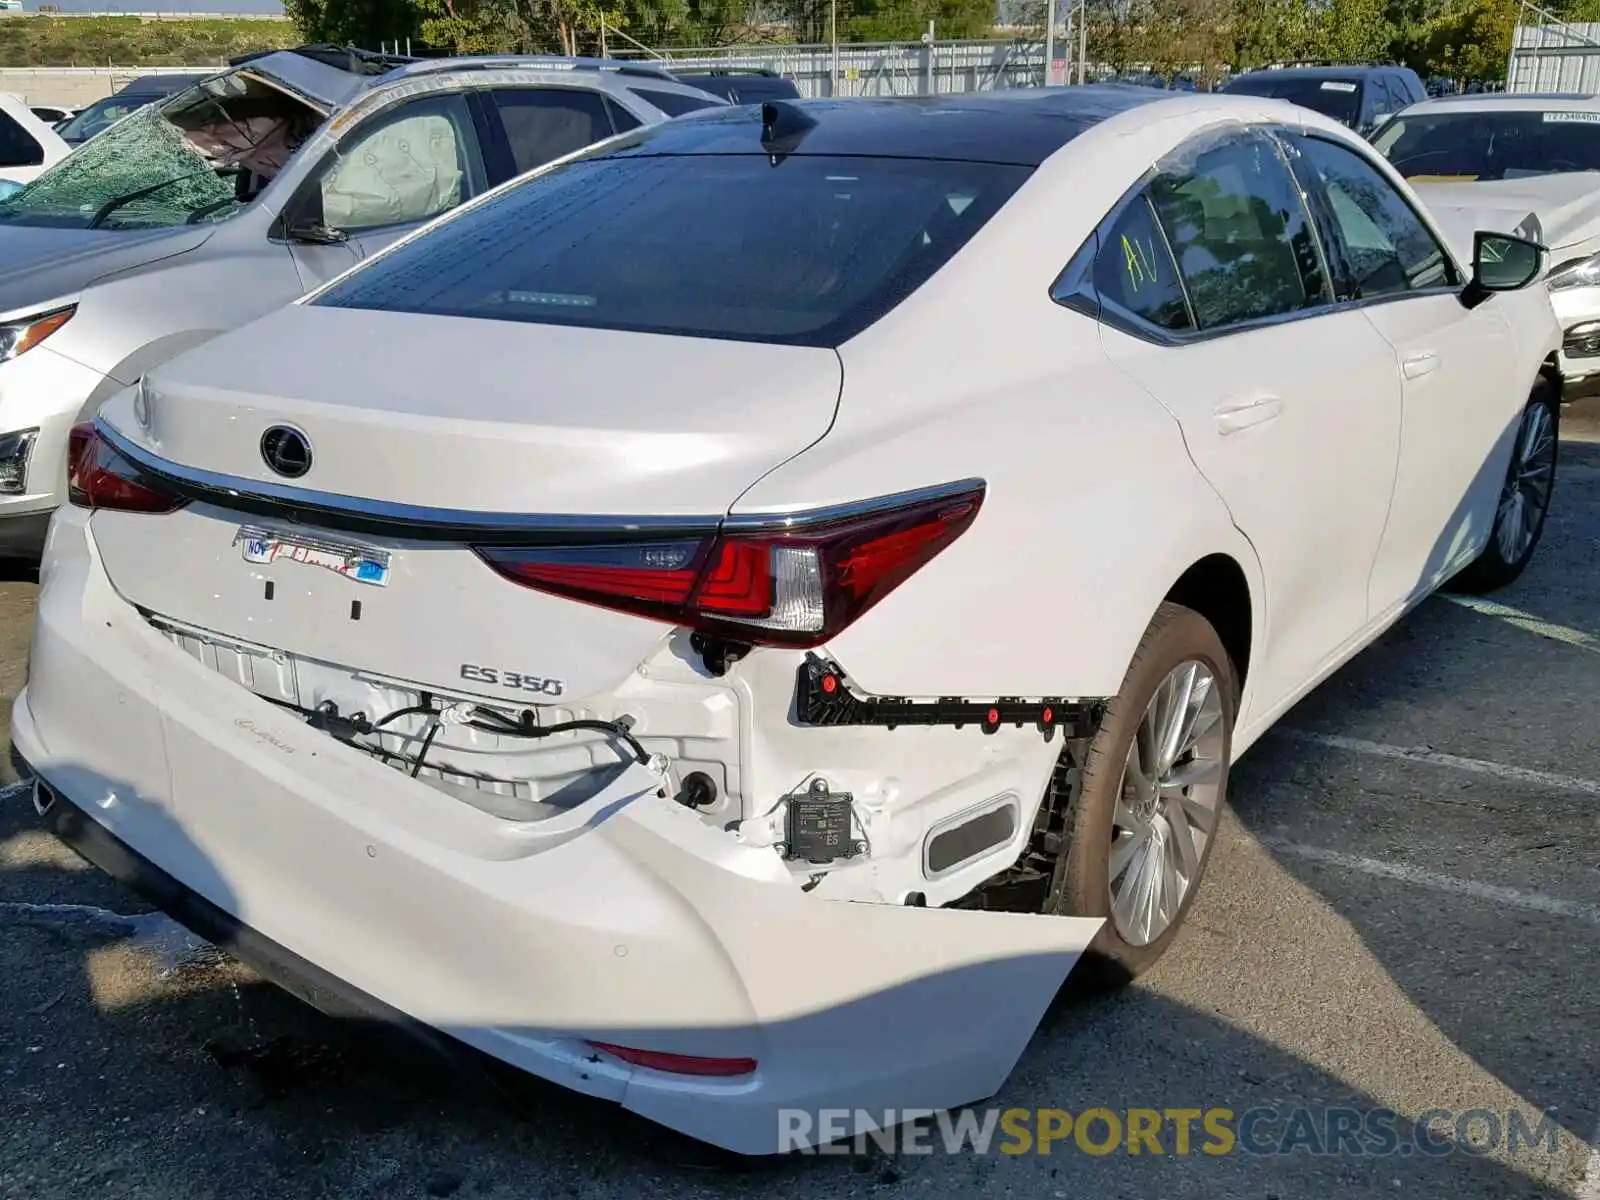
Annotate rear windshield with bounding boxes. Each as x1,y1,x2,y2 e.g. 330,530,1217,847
311,151,1031,347
1221,75,1363,125
1373,110,1600,180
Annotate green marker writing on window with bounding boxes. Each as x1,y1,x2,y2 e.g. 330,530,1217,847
1122,233,1162,294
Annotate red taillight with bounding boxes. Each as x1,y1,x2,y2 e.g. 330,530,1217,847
67,423,185,514
586,1041,757,1077
475,483,984,648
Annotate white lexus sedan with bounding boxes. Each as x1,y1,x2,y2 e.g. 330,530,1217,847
1375,92,1600,388
15,89,1561,1153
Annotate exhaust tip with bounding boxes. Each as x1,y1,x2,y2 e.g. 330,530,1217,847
31,778,56,817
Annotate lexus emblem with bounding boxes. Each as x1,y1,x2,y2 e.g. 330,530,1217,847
260,425,312,479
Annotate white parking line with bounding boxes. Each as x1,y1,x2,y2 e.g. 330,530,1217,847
1276,728,1600,796
1254,837,1600,927
1442,593,1600,656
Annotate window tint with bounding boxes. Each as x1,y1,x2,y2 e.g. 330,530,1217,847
312,152,1032,348
627,87,723,117
1285,133,1455,298
55,95,148,143
1373,110,1600,180
1369,78,1402,124
1092,195,1192,332
603,96,641,134
492,89,615,175
1221,75,1362,126
0,111,42,169
316,94,480,232
1147,132,1330,330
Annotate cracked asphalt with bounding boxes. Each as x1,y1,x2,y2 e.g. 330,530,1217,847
1,405,1597,1199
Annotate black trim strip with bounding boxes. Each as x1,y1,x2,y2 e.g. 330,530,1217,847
95,417,984,547
795,654,1102,741
96,417,723,546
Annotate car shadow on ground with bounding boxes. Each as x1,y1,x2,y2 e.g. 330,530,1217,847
1219,435,1600,1164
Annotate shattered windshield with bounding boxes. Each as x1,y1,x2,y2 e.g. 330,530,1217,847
0,73,324,231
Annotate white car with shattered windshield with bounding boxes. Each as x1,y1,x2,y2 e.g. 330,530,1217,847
1376,92,1600,388
18,89,1561,1153
0,47,723,558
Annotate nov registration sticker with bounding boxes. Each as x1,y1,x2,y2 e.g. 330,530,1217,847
234,524,391,586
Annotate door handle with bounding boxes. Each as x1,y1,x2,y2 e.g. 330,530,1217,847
1213,394,1283,435
1402,351,1440,380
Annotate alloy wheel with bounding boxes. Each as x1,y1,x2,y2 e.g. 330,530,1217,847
1495,401,1557,565
1108,659,1226,946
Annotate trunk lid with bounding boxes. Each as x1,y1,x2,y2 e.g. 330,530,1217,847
93,306,842,704
129,304,842,516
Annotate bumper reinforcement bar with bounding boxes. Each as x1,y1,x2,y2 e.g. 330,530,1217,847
794,653,1101,740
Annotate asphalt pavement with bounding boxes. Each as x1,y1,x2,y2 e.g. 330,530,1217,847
1,405,1598,1199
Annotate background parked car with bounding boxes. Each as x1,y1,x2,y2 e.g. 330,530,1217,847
1375,91,1600,395
0,46,727,557
28,103,78,125
1219,63,1427,137
0,92,68,190
54,72,214,146
668,66,800,105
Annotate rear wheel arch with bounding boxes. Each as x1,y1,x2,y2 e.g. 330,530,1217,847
1164,553,1254,690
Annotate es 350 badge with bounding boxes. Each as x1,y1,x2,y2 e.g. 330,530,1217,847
234,524,391,586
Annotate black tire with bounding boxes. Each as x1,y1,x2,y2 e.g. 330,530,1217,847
1049,602,1237,989
1449,378,1559,595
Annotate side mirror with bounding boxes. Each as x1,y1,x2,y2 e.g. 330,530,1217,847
285,221,349,246
1460,231,1545,309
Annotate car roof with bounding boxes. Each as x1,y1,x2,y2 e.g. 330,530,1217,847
609,85,1174,166
1227,65,1406,82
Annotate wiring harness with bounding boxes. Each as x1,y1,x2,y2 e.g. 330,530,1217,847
259,691,653,780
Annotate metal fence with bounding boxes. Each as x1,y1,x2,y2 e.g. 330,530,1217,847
613,39,1049,97
1506,3,1600,93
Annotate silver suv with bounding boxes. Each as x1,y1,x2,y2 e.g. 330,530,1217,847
0,46,726,555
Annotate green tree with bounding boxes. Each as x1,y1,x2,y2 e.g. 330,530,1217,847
283,0,420,47
1420,0,1517,79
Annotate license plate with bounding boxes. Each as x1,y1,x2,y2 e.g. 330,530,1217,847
234,524,391,587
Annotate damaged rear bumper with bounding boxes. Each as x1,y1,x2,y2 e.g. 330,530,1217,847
16,509,1104,1153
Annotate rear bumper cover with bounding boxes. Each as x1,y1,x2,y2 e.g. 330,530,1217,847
16,508,1102,1153
31,769,461,1045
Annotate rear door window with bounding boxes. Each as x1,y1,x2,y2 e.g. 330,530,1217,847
490,89,618,175
604,97,642,133
1092,195,1192,332
1147,130,1331,330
